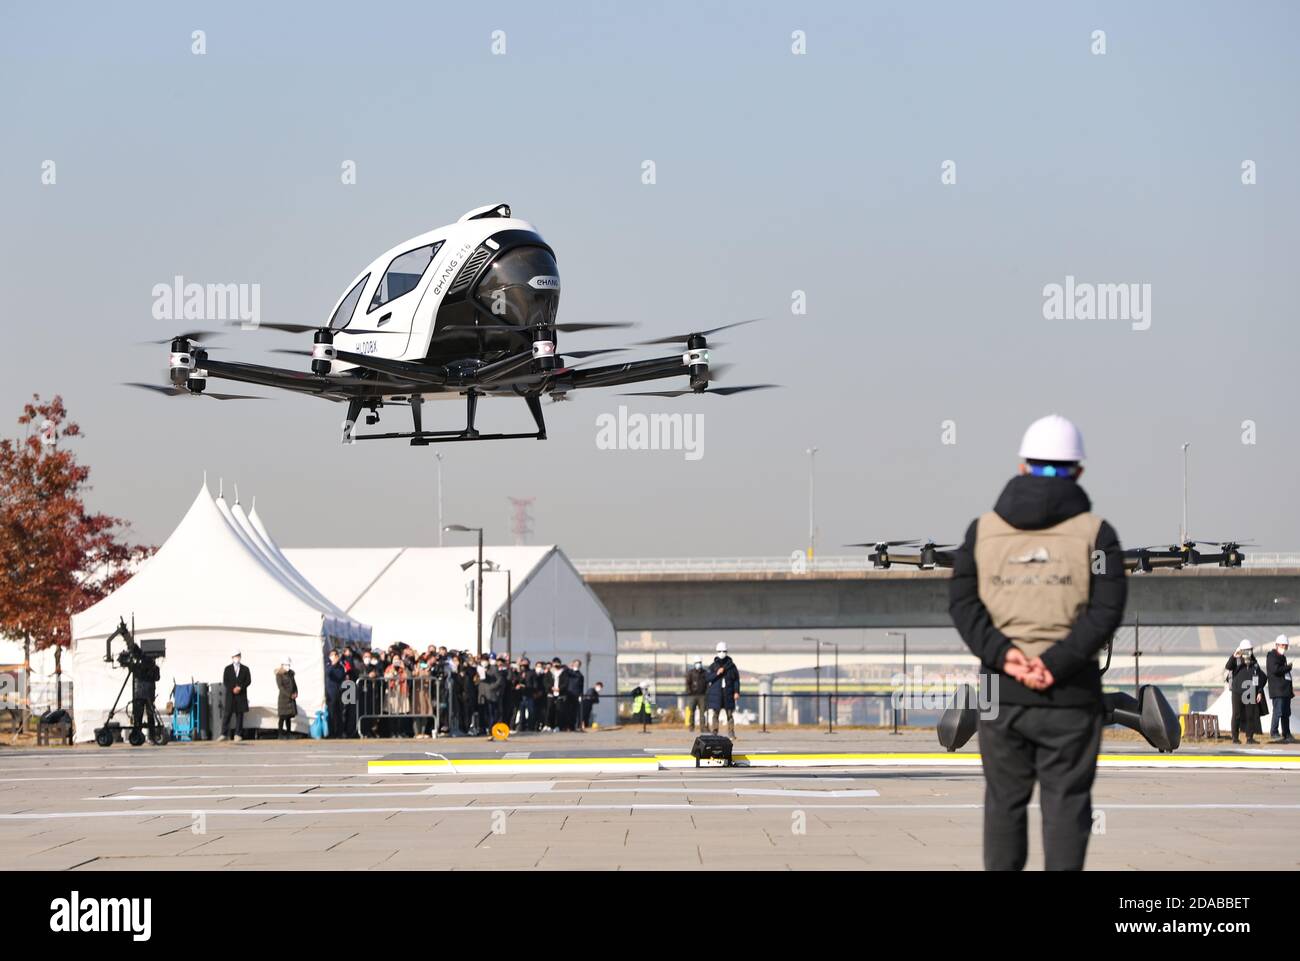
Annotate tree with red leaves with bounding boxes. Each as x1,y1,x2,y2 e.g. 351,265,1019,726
0,395,151,656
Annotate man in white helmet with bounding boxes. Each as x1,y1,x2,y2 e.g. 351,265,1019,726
1266,635,1294,744
705,641,740,738
949,414,1127,870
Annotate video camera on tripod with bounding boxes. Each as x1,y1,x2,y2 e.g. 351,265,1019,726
94,616,170,747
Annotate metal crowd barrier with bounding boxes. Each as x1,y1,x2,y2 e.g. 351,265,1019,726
611,690,904,733
353,676,589,736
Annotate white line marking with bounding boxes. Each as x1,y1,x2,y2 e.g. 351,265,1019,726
4,801,1300,822
91,786,880,801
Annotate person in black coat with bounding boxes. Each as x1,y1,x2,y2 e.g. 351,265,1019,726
219,653,251,741
1265,635,1294,743
947,418,1126,872
705,642,741,737
1224,640,1268,744
582,682,603,728
565,660,586,730
325,649,347,738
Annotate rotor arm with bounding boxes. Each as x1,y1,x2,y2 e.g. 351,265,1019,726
561,354,689,391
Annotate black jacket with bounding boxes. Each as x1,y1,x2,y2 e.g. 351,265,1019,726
564,669,585,698
685,667,708,696
705,656,740,710
1225,654,1268,705
1266,649,1293,699
222,663,252,713
132,658,160,699
948,475,1127,708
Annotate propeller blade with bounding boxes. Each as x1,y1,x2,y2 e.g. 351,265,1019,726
552,322,636,333
230,321,401,336
139,330,224,345
229,321,319,334
559,348,627,359
633,319,759,346
123,382,262,400
434,322,635,340
705,384,778,396
620,384,777,398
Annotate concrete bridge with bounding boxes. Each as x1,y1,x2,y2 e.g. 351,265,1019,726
576,557,1300,631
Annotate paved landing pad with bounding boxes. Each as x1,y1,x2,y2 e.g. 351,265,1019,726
2,731,1297,870
369,748,1300,775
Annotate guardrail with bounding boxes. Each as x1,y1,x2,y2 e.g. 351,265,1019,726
575,556,872,574
575,553,1300,575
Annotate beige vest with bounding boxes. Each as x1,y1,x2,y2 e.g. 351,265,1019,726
974,511,1102,658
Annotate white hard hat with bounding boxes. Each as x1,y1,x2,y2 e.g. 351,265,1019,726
1018,414,1086,462
1276,634,1290,647
1236,639,1253,652
715,641,727,654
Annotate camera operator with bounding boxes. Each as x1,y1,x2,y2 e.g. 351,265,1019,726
129,648,160,736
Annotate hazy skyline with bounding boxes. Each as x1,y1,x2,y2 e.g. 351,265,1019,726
3,1,1298,557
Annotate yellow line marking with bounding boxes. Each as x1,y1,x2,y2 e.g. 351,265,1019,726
369,752,1300,768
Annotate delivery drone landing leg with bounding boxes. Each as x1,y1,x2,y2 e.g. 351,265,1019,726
464,390,480,438
364,390,546,445
525,394,547,440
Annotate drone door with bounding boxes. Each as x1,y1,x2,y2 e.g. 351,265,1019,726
350,240,443,356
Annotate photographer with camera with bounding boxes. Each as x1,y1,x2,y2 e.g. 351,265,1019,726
1225,640,1268,745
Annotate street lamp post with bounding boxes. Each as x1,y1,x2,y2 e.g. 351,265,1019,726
445,524,484,655
481,561,513,661
804,635,820,723
1180,442,1189,544
806,447,818,565
435,453,445,547
818,639,839,733
887,631,908,730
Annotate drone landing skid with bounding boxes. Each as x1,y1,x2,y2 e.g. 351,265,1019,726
348,392,548,446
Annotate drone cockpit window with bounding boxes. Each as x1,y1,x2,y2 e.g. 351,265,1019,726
368,242,442,313
328,273,370,330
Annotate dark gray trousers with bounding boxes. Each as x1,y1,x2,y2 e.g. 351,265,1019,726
978,704,1103,871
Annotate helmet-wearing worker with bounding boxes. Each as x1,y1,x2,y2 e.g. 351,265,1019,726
949,414,1127,871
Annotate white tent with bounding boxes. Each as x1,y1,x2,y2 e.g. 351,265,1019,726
285,545,618,725
67,483,370,741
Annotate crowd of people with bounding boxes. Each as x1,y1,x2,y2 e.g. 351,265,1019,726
318,643,603,739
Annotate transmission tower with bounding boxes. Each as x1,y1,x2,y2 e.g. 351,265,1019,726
509,496,535,545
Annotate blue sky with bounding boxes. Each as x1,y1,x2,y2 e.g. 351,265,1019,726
2,0,1297,556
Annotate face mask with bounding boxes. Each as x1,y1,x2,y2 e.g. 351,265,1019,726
232,658,241,667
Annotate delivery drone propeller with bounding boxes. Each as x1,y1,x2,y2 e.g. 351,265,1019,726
849,539,960,569
124,382,263,401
